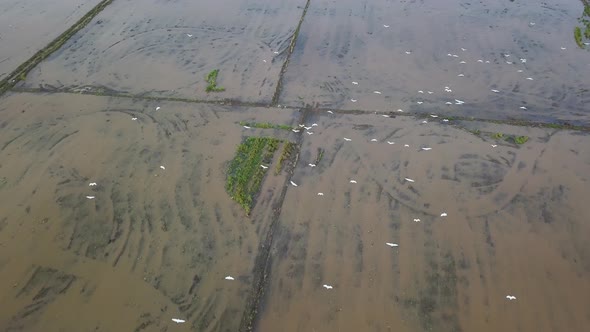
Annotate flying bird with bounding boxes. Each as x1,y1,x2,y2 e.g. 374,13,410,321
405,178,415,182
387,141,395,145
131,117,137,121
491,89,500,93
290,181,298,187
323,284,333,289
413,218,421,222
422,147,432,151
343,137,352,141
374,91,382,94
160,166,166,170
526,77,533,80
243,125,251,129
86,196,95,200
317,192,324,196
88,183,97,186
383,24,390,28
292,129,300,133
225,276,235,281
457,73,464,77
459,61,466,64
491,144,498,148
506,295,517,301
352,81,358,85
260,165,268,169
351,99,357,102
172,318,186,324
155,106,161,111
370,139,378,142
350,180,357,184
418,90,424,93
440,212,448,217
520,106,527,109
386,243,399,247
186,34,193,37
306,132,314,135
309,163,316,167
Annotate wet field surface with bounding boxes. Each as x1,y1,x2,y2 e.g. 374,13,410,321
18,0,308,103
1,0,590,331
0,0,101,80
278,0,590,124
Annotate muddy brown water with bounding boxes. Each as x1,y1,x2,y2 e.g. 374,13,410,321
0,0,102,80
18,0,590,124
279,0,590,124
0,92,589,331
19,0,308,104
1,0,590,331
0,93,300,331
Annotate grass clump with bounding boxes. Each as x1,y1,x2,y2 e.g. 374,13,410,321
226,137,281,214
275,141,297,175
239,121,293,131
512,135,529,144
492,132,504,139
574,5,590,48
205,69,225,92
575,26,584,48
315,148,324,165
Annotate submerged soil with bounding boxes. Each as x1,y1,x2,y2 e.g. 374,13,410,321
1,0,590,331
0,0,101,80
0,93,589,331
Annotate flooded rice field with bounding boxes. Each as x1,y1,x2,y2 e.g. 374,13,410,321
1,0,590,331
17,0,307,103
0,0,101,80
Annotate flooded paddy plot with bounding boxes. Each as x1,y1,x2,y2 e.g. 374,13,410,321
256,112,590,331
18,0,308,103
0,92,300,331
279,0,590,125
0,0,102,81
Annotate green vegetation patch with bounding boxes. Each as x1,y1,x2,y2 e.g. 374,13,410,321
239,121,293,130
205,69,225,92
226,137,281,215
315,148,324,165
575,26,584,48
491,132,529,145
574,5,590,48
275,141,297,175
492,132,504,139
511,135,529,145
